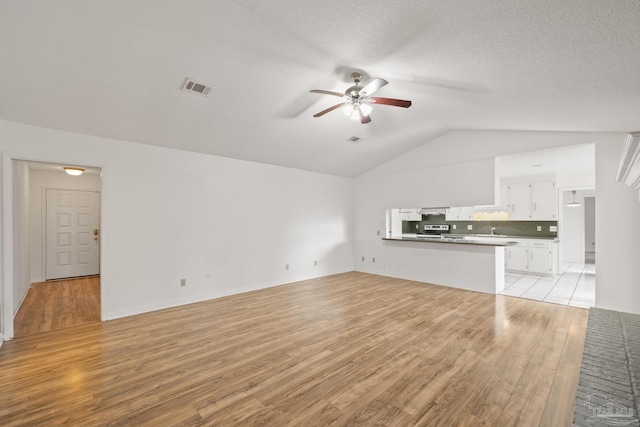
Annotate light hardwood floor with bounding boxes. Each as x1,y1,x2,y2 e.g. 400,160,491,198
0,272,587,426
13,276,100,337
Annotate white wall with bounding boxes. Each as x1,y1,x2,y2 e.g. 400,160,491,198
27,168,101,282
385,158,495,208
12,161,30,314
595,139,640,314
557,170,596,189
1,120,354,330
0,122,5,342
584,197,595,255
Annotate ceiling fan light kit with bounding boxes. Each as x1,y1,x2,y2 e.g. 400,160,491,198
310,72,411,124
343,101,372,120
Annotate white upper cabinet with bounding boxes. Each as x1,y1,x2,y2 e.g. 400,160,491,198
498,183,510,211
508,182,532,220
505,179,557,220
530,180,557,219
445,206,474,221
397,208,422,221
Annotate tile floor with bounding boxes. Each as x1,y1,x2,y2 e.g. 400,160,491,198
501,262,596,308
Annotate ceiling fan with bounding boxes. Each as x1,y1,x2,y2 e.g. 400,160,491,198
310,72,412,124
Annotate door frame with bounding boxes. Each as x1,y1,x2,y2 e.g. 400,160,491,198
1,152,108,341
584,195,596,260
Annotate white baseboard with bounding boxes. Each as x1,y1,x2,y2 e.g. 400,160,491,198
14,281,32,317
106,269,354,321
355,266,386,276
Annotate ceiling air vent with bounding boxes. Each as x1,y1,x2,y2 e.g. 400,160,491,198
347,136,362,144
182,78,211,96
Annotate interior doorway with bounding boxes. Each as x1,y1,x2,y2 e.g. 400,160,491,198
561,189,595,265
12,160,102,337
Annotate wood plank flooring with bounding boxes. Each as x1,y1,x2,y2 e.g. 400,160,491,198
0,272,587,426
13,276,100,337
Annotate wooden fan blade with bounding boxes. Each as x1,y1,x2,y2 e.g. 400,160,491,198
370,97,412,108
360,110,372,124
313,102,346,117
310,89,345,97
358,78,388,96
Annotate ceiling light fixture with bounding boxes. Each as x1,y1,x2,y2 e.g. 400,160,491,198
64,167,85,176
566,190,582,207
342,101,372,120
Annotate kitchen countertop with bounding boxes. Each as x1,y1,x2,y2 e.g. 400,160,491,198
447,234,559,242
383,235,518,247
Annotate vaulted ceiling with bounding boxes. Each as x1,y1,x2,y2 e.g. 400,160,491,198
1,1,639,176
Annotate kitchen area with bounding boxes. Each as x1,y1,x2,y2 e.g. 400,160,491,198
383,143,596,308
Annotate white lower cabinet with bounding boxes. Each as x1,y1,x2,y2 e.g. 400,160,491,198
506,244,528,271
527,241,553,274
505,239,558,275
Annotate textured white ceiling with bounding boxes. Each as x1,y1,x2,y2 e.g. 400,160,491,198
1,1,639,176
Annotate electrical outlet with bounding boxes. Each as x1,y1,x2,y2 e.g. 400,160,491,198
285,264,289,270
537,226,542,231
415,224,419,229
467,225,473,230
180,278,186,287
550,225,558,232
452,224,457,230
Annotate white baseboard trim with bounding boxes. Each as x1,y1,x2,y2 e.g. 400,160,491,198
14,281,32,317
106,269,354,321
354,266,386,276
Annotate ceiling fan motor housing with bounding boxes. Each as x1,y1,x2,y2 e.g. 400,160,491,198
346,73,363,98
346,85,362,98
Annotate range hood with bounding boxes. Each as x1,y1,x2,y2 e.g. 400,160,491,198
418,207,448,216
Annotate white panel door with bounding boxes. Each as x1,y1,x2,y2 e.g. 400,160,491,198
46,190,100,280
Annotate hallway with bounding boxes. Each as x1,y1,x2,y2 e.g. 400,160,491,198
13,276,100,337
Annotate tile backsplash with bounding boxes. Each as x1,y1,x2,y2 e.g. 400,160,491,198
402,215,558,238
